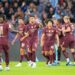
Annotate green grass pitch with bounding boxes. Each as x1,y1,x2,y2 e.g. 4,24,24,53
0,62,75,75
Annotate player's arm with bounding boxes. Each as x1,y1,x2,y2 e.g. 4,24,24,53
55,34,59,47
58,28,62,32
62,26,71,33
41,33,45,47
11,33,19,45
20,32,29,42
9,23,19,33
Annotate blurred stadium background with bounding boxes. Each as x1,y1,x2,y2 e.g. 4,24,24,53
0,0,75,61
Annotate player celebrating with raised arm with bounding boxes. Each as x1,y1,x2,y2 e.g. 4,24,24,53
62,16,75,65
12,18,29,67
41,19,59,65
26,16,42,68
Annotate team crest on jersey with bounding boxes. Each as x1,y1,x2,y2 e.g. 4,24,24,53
31,26,34,28
49,30,50,32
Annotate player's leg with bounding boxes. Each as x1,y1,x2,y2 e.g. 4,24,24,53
31,50,37,68
31,50,36,62
23,42,29,61
0,53,2,65
28,47,32,61
27,41,32,61
19,43,25,63
16,48,27,67
61,37,71,65
70,41,75,63
57,37,63,64
58,46,61,63
49,46,54,63
47,45,54,66
31,42,38,68
3,45,10,71
42,46,50,64
15,47,24,67
31,49,36,68
20,43,28,62
48,49,54,65
27,47,33,67
20,45,29,62
71,48,75,62
53,52,55,62
61,46,70,65
20,48,25,62
0,48,3,71
42,51,49,64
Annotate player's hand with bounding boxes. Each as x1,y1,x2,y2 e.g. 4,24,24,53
25,32,29,37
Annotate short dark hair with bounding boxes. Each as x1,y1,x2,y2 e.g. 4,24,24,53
44,19,53,24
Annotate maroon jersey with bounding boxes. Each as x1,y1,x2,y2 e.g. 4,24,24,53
43,27,57,45
63,23,73,36
27,23,39,39
53,25,63,38
26,23,39,50
70,23,75,33
18,24,28,48
18,24,27,40
0,22,9,45
55,25,65,45
63,23,75,48
42,27,58,51
18,24,25,39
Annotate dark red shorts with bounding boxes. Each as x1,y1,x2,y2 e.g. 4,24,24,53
59,37,64,45
63,34,75,48
20,38,28,49
27,38,38,50
42,41,54,51
0,44,9,52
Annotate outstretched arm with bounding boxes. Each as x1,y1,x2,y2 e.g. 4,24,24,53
20,32,29,42
11,33,19,45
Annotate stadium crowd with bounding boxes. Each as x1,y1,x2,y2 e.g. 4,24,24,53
0,0,75,27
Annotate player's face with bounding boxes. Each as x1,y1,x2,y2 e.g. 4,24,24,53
0,17,3,23
56,20,60,26
18,19,24,25
67,18,70,23
64,18,69,23
47,21,53,28
53,19,58,25
29,17,35,24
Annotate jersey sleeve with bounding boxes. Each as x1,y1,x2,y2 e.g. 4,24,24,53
5,23,10,31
